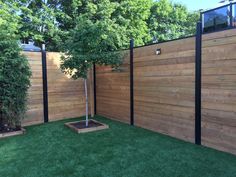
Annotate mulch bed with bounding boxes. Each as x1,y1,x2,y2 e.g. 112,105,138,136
65,119,109,133
0,124,25,139
0,125,21,134
70,120,103,129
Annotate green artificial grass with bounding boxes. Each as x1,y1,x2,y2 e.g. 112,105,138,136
0,116,236,177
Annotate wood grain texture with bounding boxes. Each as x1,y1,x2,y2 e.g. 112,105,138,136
22,52,44,126
22,52,92,125
96,30,236,155
202,29,236,155
133,37,195,143
96,51,130,123
21,29,236,155
46,52,87,121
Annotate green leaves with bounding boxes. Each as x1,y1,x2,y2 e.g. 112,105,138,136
15,0,60,48
2,0,199,50
0,1,21,40
0,38,31,127
148,0,200,42
112,0,152,45
60,16,124,79
0,2,31,127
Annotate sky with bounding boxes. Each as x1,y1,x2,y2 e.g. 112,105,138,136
172,0,231,11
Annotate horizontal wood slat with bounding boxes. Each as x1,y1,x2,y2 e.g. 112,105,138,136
22,28,236,156
202,29,236,155
96,29,236,155
133,37,195,143
21,52,91,125
46,52,87,121
22,52,44,125
96,52,130,123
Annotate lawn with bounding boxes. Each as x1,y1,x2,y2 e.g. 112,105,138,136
0,116,236,177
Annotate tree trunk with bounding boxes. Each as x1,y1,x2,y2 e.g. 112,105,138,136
84,79,89,127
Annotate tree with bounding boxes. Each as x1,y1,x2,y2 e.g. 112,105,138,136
5,0,62,50
23,0,152,49
3,0,199,50
0,1,32,128
185,10,201,35
0,1,20,39
111,0,152,45
60,16,124,126
56,0,152,47
148,0,199,42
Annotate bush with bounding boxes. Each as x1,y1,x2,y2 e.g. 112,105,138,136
0,39,31,128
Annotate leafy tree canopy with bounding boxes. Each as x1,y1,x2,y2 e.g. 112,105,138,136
60,14,126,125
0,1,20,39
51,0,153,49
61,15,125,79
148,0,199,42
2,0,199,50
8,0,61,50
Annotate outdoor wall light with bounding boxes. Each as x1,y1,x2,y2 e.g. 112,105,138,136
156,48,161,55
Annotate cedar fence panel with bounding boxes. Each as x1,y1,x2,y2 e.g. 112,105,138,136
22,52,44,126
46,52,87,121
201,29,236,155
21,28,236,155
96,52,130,123
22,52,92,125
133,37,196,143
95,29,236,155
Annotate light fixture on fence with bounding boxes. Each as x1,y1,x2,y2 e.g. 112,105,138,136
156,48,161,55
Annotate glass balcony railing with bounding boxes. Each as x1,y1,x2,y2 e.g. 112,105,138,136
201,2,236,33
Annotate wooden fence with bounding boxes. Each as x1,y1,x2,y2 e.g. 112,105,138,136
21,28,236,155
96,53,130,123
22,52,94,126
201,30,236,155
133,37,196,143
22,52,44,125
95,28,236,155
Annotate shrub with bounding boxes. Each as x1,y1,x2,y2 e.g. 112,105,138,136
0,39,31,128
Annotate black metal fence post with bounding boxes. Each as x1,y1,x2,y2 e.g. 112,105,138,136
42,44,49,123
230,3,233,27
130,39,134,126
93,63,97,115
195,22,202,145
